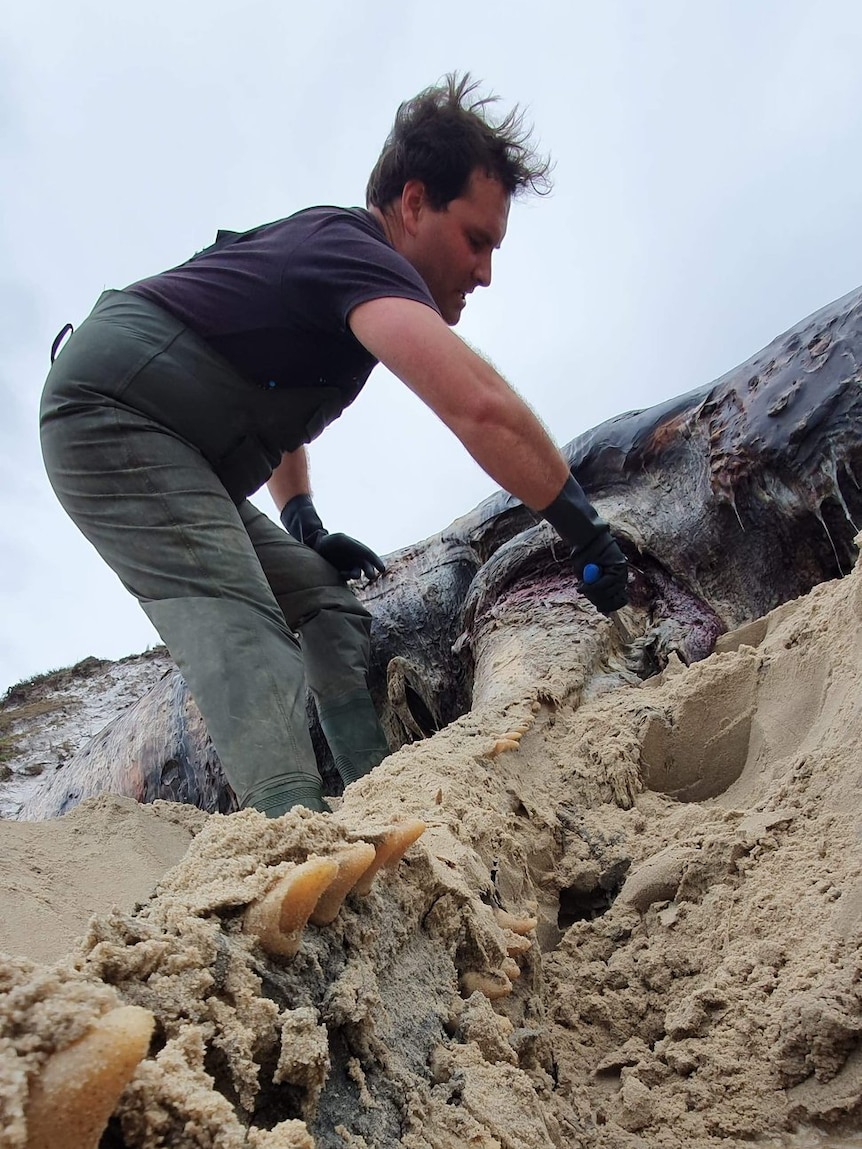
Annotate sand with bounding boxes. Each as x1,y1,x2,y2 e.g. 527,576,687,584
0,797,201,965
3,551,862,1147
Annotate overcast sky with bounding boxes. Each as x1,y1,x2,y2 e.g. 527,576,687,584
3,0,862,693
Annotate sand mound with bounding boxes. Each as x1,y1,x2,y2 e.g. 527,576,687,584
0,796,201,965
3,553,862,1146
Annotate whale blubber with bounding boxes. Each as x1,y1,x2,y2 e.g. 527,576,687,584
25,1004,154,1149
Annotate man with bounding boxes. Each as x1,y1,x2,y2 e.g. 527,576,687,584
40,74,628,818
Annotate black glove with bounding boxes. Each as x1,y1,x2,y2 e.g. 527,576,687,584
280,494,386,582
539,474,629,615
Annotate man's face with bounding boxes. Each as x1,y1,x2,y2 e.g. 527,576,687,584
402,169,511,325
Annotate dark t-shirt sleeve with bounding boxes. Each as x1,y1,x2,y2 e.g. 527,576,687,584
281,213,440,332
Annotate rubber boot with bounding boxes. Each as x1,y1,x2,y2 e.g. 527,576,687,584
244,777,331,817
316,691,391,787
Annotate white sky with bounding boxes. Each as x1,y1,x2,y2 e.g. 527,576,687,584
3,0,862,693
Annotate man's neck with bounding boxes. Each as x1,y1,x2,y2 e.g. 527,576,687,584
368,204,403,252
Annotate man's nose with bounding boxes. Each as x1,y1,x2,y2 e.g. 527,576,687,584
474,252,493,288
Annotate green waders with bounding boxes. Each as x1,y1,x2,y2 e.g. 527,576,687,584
40,291,389,816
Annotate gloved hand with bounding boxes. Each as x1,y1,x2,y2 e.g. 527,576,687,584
539,474,629,615
281,494,386,582
572,530,629,614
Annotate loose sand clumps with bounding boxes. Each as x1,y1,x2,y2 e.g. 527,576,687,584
4,557,862,1146
1,803,544,1147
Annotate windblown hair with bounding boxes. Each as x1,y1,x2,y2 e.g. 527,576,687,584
366,73,552,211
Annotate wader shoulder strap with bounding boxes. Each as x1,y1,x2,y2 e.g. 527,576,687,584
50,323,74,363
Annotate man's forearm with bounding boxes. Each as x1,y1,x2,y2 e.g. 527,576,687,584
349,297,569,509
442,384,570,510
267,447,310,513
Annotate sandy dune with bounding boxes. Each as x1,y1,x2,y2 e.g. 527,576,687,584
3,548,862,1147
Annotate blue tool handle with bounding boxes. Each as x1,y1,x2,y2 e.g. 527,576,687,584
582,562,602,585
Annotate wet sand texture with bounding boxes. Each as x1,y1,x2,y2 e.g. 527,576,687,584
3,553,862,1146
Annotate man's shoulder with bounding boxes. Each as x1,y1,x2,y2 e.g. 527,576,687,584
181,207,392,274
256,206,387,246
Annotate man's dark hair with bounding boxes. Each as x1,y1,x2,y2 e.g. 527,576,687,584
366,73,552,211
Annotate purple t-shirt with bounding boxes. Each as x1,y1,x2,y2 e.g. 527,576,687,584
127,206,439,395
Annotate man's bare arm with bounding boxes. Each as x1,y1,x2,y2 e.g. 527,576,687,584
348,297,569,510
267,446,310,514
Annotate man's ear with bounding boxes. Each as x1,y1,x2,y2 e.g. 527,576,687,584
400,179,428,237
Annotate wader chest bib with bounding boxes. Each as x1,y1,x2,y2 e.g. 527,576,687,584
42,290,364,503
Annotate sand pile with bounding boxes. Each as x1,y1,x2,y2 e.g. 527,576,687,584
2,548,862,1147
